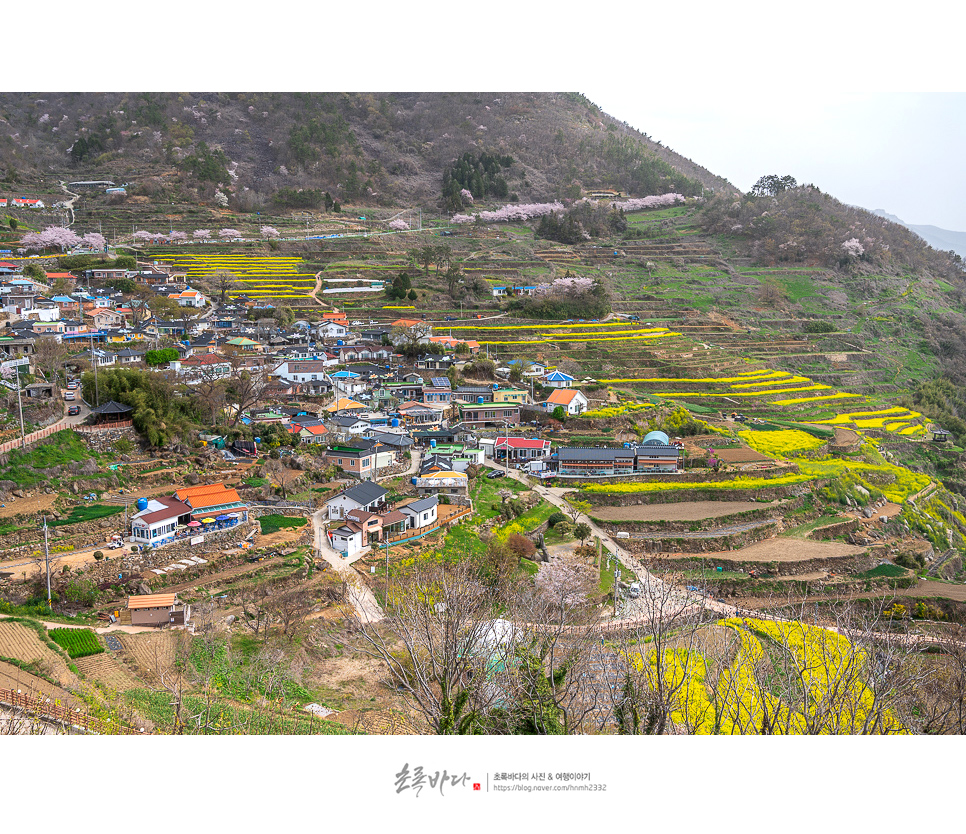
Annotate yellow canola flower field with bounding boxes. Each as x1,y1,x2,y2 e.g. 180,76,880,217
637,618,907,734
730,375,812,388
479,331,678,346
737,429,827,457
814,407,913,423
598,371,789,384
655,384,830,398
797,458,930,503
769,392,862,405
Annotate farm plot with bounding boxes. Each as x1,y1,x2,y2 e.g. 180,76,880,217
0,622,82,689
155,253,317,300
117,631,185,687
74,652,143,694
0,659,82,707
668,537,867,563
591,500,767,522
48,628,104,659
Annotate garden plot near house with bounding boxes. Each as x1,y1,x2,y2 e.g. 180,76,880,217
74,651,143,695
117,631,183,688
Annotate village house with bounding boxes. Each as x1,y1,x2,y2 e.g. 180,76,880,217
127,593,191,628
399,495,439,531
555,432,681,478
130,496,194,547
544,388,589,416
459,403,521,428
324,443,379,479
326,481,388,520
412,469,469,498
491,436,552,464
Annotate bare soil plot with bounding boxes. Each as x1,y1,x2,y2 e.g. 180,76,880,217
0,492,58,519
117,631,184,687
254,525,308,549
900,580,966,602
662,537,867,563
593,500,767,522
714,447,773,463
0,659,83,708
74,652,144,695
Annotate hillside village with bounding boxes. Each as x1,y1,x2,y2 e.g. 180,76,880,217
2,113,966,736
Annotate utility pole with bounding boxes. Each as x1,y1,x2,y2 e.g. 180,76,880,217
43,516,52,608
90,331,100,407
14,363,26,450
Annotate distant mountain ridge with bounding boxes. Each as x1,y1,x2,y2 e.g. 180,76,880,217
0,92,737,210
872,209,966,258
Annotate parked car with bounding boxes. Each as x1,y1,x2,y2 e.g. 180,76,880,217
67,380,79,389
67,405,81,416
486,470,506,479
628,582,641,599
64,391,75,401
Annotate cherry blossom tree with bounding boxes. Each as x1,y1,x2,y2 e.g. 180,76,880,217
193,229,212,240
612,193,686,212
168,231,188,242
219,228,242,240
260,225,280,238
388,219,409,231
82,232,106,250
452,201,565,224
842,238,865,258
21,226,80,252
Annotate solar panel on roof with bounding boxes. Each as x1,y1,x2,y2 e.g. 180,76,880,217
431,377,451,388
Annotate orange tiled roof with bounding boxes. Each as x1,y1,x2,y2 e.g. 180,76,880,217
174,483,232,501
183,488,243,510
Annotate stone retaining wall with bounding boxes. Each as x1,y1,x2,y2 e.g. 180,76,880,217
622,523,779,554
560,464,798,487
591,498,802,534
807,519,860,540
578,481,824,506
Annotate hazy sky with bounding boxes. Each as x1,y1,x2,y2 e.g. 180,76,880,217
583,91,966,231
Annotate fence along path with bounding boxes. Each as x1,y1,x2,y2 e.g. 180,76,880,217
0,687,146,734
0,420,72,455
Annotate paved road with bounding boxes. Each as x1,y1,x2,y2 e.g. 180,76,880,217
498,463,740,623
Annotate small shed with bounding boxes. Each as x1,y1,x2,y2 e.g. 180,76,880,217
25,382,55,399
127,592,191,627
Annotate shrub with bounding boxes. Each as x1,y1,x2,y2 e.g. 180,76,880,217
93,551,104,561
505,533,537,560
547,511,567,529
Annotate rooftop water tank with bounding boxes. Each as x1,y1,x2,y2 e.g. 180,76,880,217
390,418,400,428
477,396,484,404
430,440,437,448
136,497,148,512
